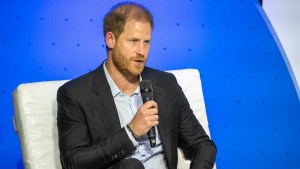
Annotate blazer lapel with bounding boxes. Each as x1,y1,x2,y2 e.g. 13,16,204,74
91,64,121,134
142,68,173,166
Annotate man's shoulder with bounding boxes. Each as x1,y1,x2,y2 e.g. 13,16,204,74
143,67,173,76
142,67,177,84
58,67,100,93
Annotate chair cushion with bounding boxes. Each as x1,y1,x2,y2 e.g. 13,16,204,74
13,80,67,169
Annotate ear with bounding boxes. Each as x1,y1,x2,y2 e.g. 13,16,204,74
105,32,116,49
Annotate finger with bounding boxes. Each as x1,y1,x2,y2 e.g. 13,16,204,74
145,118,159,128
151,120,159,127
143,100,158,109
148,108,158,115
147,114,159,121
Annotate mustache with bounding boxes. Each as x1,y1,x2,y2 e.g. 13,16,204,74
132,55,146,62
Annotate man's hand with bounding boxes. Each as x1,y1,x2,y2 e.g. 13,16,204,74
128,100,159,137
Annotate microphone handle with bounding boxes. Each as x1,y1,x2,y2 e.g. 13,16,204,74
148,127,156,148
143,96,156,148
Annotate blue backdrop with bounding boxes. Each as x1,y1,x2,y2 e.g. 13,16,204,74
1,0,299,169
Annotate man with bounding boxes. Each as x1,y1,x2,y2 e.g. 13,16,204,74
57,2,216,169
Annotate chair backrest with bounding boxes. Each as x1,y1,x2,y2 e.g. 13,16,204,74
13,69,215,169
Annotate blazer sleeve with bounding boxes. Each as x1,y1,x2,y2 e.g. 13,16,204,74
173,76,217,169
56,85,136,169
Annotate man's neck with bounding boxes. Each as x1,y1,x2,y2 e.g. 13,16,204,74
105,62,140,96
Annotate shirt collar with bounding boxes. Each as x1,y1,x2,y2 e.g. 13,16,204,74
103,61,142,97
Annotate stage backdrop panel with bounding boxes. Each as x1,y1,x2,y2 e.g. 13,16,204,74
0,0,299,169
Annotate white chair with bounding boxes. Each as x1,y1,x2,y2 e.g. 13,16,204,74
13,69,216,169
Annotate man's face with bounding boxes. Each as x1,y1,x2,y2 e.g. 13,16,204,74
111,20,152,77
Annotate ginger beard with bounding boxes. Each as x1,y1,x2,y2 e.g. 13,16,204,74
111,43,148,77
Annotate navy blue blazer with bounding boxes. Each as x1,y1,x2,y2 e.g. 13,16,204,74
57,64,216,169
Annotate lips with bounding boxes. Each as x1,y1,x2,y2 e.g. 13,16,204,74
134,60,144,65
133,58,145,67
132,56,145,63
134,59,144,63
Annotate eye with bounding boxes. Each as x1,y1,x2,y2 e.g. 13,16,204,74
129,39,139,44
144,40,150,45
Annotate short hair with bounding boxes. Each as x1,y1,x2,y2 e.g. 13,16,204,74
103,2,154,39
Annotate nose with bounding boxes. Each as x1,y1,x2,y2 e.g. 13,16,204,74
136,42,148,56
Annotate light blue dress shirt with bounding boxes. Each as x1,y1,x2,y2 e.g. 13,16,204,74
103,63,167,169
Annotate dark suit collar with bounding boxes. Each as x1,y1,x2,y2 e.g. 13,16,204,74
91,63,122,134
90,65,164,133
91,62,108,95
90,64,152,135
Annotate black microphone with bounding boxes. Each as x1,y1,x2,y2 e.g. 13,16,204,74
140,80,156,148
